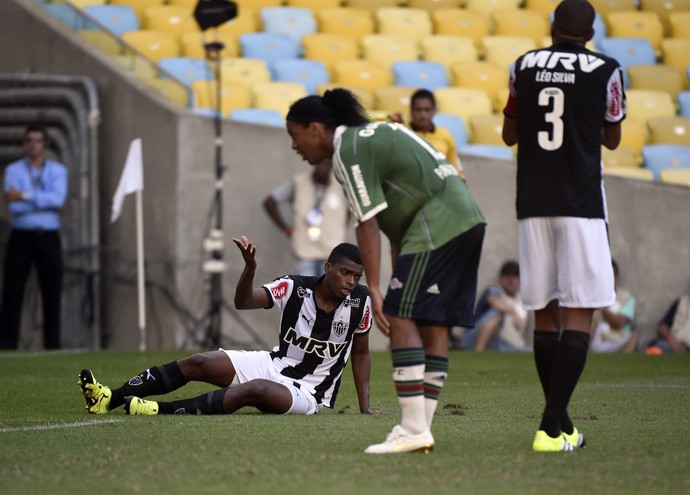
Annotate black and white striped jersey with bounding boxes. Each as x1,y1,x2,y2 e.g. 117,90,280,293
505,42,627,220
262,275,372,408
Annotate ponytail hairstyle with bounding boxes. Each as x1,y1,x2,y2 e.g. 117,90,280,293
287,88,369,129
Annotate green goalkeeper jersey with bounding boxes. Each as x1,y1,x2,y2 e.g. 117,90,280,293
332,121,485,255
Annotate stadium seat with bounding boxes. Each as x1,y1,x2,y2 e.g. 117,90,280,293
77,30,122,55
464,0,522,27
141,6,197,34
523,0,561,15
628,64,685,102
660,38,690,88
460,144,514,161
431,9,489,54
588,0,638,17
147,77,190,107
44,4,82,29
450,61,507,113
121,30,180,61
286,0,342,13
433,112,469,149
343,0,401,11
273,59,330,95
361,35,419,71
626,89,677,125
317,8,375,41
482,36,537,72
234,0,283,17
373,86,416,117
647,116,690,145
302,33,359,77
114,54,159,80
238,33,300,75
642,144,690,179
392,61,449,91
220,58,272,88
668,11,690,39
158,57,214,86
252,82,309,118
109,0,164,18
375,8,433,46
317,83,375,110
179,31,240,59
435,87,493,134
420,35,478,76
407,0,463,9
678,92,690,117
167,0,199,6
620,118,649,164
191,80,253,114
601,147,641,169
69,0,106,7
639,0,690,37
213,8,258,38
603,166,654,181
659,168,690,185
260,7,317,54
469,114,505,146
229,108,285,127
82,5,139,36
598,38,657,88
332,60,393,93
492,9,550,46
606,11,664,57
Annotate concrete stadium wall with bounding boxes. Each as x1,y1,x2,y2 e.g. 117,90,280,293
1,0,689,351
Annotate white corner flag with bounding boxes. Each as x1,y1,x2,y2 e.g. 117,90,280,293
111,138,147,351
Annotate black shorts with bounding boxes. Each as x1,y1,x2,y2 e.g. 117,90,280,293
383,223,485,328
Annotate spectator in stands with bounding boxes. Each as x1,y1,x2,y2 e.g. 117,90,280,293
408,88,465,180
590,260,638,353
262,159,349,277
460,260,531,352
0,123,68,350
646,283,690,354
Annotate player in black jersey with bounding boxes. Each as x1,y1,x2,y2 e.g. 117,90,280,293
77,236,376,417
502,0,626,452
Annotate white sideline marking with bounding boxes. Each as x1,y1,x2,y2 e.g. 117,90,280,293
0,418,124,433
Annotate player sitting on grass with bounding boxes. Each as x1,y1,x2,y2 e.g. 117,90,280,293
78,235,376,416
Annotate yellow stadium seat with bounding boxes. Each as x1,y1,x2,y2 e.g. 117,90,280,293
71,0,106,8
114,54,159,80
431,9,489,54
626,89,677,124
109,0,164,18
317,8,376,41
234,0,283,11
220,58,271,88
492,9,550,46
483,35,537,72
332,59,393,92
464,0,522,27
374,86,416,117
603,166,655,181
317,83,375,111
469,114,505,145
121,30,180,62
628,64,684,102
450,61,508,112
647,116,690,145
601,147,641,169
215,9,258,38
435,87,493,133
589,0,638,17
252,82,309,118
77,30,122,56
407,0,464,10
286,0,343,13
148,77,190,107
661,38,690,88
659,168,690,185
420,35,478,76
361,35,419,70
191,80,253,114
302,33,360,77
343,0,402,11
620,118,649,163
523,0,561,15
142,6,197,35
638,0,690,36
375,8,433,47
606,11,664,56
167,0,198,7
179,31,239,59
669,11,690,39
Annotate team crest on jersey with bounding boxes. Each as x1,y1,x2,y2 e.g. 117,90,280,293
343,297,360,308
271,281,290,300
333,319,348,337
297,287,308,299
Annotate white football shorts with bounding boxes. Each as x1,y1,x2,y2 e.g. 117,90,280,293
221,349,322,415
518,217,615,311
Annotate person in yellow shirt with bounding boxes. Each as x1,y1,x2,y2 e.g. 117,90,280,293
408,89,465,180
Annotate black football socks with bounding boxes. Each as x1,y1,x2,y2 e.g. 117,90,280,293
110,361,187,410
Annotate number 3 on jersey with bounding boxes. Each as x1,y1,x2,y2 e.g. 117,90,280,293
538,87,564,151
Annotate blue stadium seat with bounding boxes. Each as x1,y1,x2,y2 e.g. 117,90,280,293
460,144,514,161
273,59,330,95
260,7,317,55
158,57,214,86
642,144,690,180
598,38,656,88
239,33,301,76
229,108,285,127
433,112,469,149
392,61,449,92
82,5,139,36
678,91,690,118
44,4,82,29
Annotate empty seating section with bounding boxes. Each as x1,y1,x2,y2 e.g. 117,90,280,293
35,0,690,170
